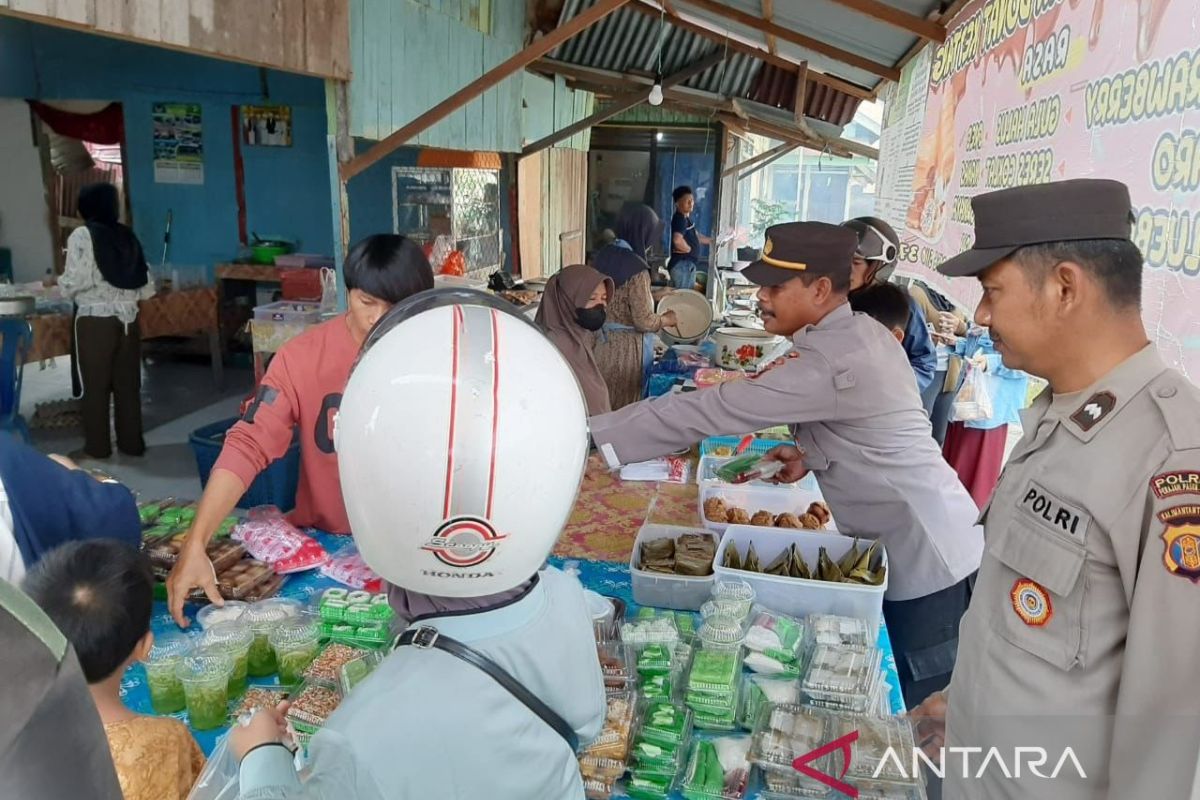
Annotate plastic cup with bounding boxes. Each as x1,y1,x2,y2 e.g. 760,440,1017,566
200,621,254,695
243,599,301,677
143,638,192,715
195,600,249,630
176,653,233,731
269,618,321,686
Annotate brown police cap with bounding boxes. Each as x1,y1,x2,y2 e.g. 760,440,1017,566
939,179,1134,278
742,222,859,287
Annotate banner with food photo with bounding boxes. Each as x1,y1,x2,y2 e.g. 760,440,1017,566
875,0,1200,380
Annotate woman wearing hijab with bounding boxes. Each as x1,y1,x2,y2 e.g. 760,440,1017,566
534,264,613,415
59,183,154,459
592,204,679,410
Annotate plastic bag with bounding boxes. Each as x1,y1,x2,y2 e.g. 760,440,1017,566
951,363,994,422
320,545,384,592
186,734,242,800
234,519,329,574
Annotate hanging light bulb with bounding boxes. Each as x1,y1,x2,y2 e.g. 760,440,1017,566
648,81,664,106
656,131,664,142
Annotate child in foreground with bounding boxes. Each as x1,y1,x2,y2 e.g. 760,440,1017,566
23,539,204,800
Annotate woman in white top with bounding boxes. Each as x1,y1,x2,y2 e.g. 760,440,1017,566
59,184,154,459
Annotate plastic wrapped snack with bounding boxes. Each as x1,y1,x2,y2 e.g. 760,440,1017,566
743,609,806,677
581,690,637,761
686,647,742,731
760,769,836,799
749,703,829,779
176,653,233,731
215,559,276,600
738,673,800,731
200,621,254,695
802,645,882,713
144,637,191,715
597,642,637,692
232,685,288,720
807,614,873,651
305,642,372,684
338,650,385,695
286,682,342,748
627,702,691,799
827,715,921,786
621,611,681,647
682,735,753,800
240,573,286,603
320,547,383,592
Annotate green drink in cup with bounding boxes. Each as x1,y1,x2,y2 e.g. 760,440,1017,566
176,653,233,731
243,599,301,677
143,638,191,715
269,618,321,686
199,621,254,695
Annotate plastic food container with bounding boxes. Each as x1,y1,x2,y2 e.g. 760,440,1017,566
738,673,801,731
697,454,817,492
597,641,637,692
686,647,743,731
807,613,873,651
621,610,682,647
242,599,303,677
581,690,637,764
200,621,254,695
802,645,883,713
743,609,807,678
195,600,249,629
269,618,321,686
231,685,289,721
827,714,921,785
699,484,832,537
338,650,385,695
286,681,342,749
682,735,753,800
304,642,372,685
710,580,756,615
176,653,233,731
713,527,887,633
630,524,717,611
144,637,192,715
697,614,746,648
749,703,830,782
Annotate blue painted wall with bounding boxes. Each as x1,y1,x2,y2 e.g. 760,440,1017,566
657,150,717,262
0,17,334,271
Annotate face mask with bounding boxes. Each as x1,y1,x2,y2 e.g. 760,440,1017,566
576,306,606,331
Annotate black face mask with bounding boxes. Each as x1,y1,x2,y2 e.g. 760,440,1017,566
576,306,606,331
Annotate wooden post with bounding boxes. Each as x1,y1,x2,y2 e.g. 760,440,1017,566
793,60,808,127
823,0,946,41
325,79,352,311
341,0,632,182
522,50,725,156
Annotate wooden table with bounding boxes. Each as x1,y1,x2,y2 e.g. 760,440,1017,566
24,287,223,387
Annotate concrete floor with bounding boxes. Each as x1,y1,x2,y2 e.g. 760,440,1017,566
21,355,251,501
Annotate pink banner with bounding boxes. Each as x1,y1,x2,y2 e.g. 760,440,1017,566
879,0,1199,380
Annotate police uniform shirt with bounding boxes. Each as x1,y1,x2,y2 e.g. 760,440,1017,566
946,344,1200,799
590,302,983,601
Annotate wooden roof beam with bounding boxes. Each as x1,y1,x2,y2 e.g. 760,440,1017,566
629,1,873,100
681,0,901,81
721,139,795,177
825,0,946,42
762,0,777,55
341,0,631,181
522,49,725,155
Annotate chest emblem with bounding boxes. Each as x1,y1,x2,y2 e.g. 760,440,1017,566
1011,578,1053,626
1158,506,1200,583
1068,391,1116,432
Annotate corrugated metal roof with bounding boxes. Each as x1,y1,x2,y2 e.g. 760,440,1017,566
551,1,866,128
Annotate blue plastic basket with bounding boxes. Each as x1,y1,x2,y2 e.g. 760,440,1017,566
699,435,791,457
189,418,300,511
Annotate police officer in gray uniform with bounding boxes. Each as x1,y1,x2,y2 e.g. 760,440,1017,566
591,222,983,707
912,179,1200,799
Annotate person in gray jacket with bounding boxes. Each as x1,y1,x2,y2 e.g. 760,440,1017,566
590,222,983,707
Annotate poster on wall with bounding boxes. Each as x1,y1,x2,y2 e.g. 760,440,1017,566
152,102,203,185
876,0,1200,380
242,105,292,147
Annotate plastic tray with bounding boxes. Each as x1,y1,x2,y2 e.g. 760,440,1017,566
630,525,717,611
699,436,791,458
713,527,887,634
699,484,833,537
697,454,818,492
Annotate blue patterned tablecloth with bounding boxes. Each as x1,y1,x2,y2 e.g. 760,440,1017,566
125,534,904,762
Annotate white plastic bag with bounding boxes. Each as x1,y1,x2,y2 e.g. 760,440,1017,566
951,363,994,422
186,735,241,800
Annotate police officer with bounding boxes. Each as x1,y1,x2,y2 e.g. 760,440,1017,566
911,179,1200,799
590,221,983,707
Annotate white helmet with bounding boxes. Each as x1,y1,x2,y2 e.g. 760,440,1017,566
336,289,590,597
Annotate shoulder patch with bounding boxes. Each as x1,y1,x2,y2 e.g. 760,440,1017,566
1157,505,1200,583
1151,471,1200,499
1069,391,1116,432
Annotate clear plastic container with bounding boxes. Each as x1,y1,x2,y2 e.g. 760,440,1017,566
759,769,834,799
807,613,872,650
828,715,920,784
681,735,753,800
231,685,289,722
749,703,830,775
581,690,637,761
596,641,637,692
700,599,753,623
199,621,254,695
802,645,882,714
697,614,746,648
176,653,233,731
242,599,303,677
621,610,682,646
738,673,801,731
144,637,192,715
304,642,372,685
711,579,756,613
337,650,385,695
269,618,321,686
286,680,342,749
195,600,249,629
743,608,807,678
686,647,743,731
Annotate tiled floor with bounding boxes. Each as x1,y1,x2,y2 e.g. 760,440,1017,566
21,355,252,500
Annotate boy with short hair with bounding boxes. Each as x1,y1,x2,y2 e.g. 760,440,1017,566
849,281,912,344
23,540,204,800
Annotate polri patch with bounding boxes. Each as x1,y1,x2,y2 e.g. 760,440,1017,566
1011,578,1053,626
1018,480,1090,539
1157,505,1200,583
1069,391,1116,432
1151,471,1200,499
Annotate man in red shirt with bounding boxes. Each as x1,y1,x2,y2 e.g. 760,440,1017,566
167,235,433,626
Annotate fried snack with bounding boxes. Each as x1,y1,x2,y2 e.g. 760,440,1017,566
703,497,728,522
807,501,832,526
799,513,822,530
774,513,802,529
726,507,751,525
750,510,774,527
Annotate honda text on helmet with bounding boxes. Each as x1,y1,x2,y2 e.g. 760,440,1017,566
335,289,591,597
